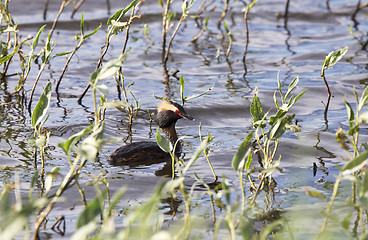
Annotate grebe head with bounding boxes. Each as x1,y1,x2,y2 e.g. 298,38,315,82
157,101,194,128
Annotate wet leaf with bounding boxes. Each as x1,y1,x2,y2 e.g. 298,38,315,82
76,190,105,228
342,150,368,175
341,212,352,231
268,114,294,140
107,186,126,216
96,84,109,98
322,46,348,70
358,86,368,111
305,188,324,199
59,125,94,154
180,75,185,105
0,44,20,65
45,167,60,195
102,100,130,110
31,81,52,129
77,122,105,161
183,134,211,175
90,55,125,86
33,24,46,50
107,0,138,25
250,95,264,124
156,128,172,153
285,76,299,100
232,131,254,171
344,98,354,128
245,152,253,171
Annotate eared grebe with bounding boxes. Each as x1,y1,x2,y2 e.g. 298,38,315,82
107,100,194,166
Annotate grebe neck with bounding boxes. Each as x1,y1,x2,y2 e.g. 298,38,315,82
161,122,180,150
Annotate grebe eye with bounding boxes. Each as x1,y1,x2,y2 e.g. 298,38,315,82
175,110,179,114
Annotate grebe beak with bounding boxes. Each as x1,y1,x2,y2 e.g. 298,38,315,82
181,113,195,121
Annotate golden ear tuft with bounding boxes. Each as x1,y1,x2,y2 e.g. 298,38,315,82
157,101,178,113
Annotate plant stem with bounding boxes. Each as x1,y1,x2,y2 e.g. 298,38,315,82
32,156,84,240
161,0,171,62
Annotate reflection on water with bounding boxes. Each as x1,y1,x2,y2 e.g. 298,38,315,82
0,0,368,238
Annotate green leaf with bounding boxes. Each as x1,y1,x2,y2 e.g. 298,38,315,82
358,86,368,111
183,83,215,101
31,81,52,129
96,84,110,98
102,100,130,109
245,151,253,170
232,131,254,171
33,25,46,50
342,150,368,175
45,167,60,195
76,190,105,228
80,12,85,36
276,72,283,101
223,21,229,33
90,55,125,86
305,189,324,199
250,95,264,124
77,122,105,161
344,98,354,128
182,134,211,175
0,44,20,65
284,76,299,100
322,46,348,70
107,186,126,216
268,114,294,140
156,128,172,153
58,125,94,154
180,75,185,105
84,24,102,39
107,0,138,25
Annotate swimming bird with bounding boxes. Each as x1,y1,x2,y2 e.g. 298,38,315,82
107,100,194,166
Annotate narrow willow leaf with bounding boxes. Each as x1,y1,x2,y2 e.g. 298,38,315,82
76,190,105,228
322,46,348,70
33,24,46,49
276,72,283,100
250,95,264,124
183,135,210,175
223,21,229,33
285,76,299,100
305,189,324,199
107,0,138,25
77,122,105,161
356,112,368,125
232,131,254,171
102,100,130,109
180,75,185,105
292,89,307,106
156,128,172,153
80,12,85,36
84,24,102,39
45,167,60,195
31,81,52,129
0,44,20,65
359,86,368,111
96,84,110,98
268,114,294,140
184,83,215,101
344,98,354,128
90,55,125,86
58,125,94,154
245,152,253,170
107,186,126,215
342,150,368,175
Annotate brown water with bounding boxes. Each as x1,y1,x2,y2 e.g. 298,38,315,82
1,0,368,238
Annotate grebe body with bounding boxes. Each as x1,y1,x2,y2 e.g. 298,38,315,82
107,101,194,166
